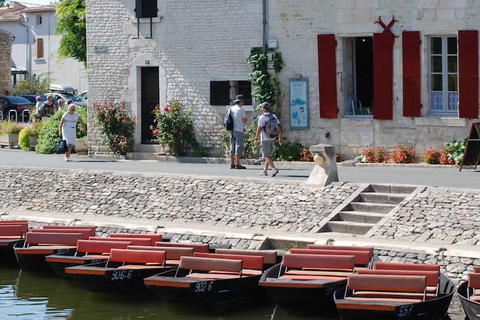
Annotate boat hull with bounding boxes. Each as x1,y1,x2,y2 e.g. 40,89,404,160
259,263,346,306
0,239,24,265
334,274,455,320
457,280,480,320
145,269,266,306
14,244,77,270
46,255,109,278
104,267,175,294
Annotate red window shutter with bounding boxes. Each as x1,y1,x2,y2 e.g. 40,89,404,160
373,33,394,120
402,31,421,117
317,34,338,119
458,30,479,119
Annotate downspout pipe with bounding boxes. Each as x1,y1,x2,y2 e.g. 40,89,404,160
262,0,267,53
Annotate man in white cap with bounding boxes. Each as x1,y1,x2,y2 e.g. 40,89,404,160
229,95,248,169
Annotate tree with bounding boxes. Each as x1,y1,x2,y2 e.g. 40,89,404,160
55,0,86,66
0,1,8,7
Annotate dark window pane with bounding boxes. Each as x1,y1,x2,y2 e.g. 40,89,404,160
448,37,457,54
448,74,457,91
431,37,442,54
432,74,443,91
210,81,230,105
448,56,457,72
237,81,252,105
432,56,443,72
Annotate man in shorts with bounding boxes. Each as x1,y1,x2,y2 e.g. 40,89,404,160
254,102,283,177
229,95,248,169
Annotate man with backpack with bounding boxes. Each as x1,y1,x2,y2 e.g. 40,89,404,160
226,95,248,169
254,102,283,177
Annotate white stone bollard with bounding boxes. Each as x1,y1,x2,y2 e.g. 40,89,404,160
306,144,339,186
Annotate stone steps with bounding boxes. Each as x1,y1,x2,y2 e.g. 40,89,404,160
319,184,415,236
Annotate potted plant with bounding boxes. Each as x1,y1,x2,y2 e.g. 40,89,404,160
0,122,24,148
18,122,43,151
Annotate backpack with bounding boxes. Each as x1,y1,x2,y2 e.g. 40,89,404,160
263,113,279,139
224,108,234,131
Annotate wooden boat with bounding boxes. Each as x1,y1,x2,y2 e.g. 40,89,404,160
45,239,133,278
108,233,162,245
65,247,183,294
457,267,480,320
334,262,455,320
0,222,28,264
14,231,88,270
290,247,374,268
153,241,209,253
88,236,153,246
144,253,267,306
259,253,355,306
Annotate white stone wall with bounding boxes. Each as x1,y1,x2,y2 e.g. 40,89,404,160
87,0,480,158
0,29,12,93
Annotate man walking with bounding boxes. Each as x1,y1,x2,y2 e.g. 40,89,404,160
254,102,283,177
230,95,248,169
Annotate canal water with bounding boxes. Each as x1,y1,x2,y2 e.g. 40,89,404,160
0,266,467,320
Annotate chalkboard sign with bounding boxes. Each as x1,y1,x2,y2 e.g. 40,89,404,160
459,122,480,172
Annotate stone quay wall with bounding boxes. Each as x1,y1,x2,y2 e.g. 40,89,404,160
1,166,480,283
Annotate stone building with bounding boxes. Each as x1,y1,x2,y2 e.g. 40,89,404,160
86,0,480,157
0,28,12,95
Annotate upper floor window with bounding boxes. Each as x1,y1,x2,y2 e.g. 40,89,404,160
429,36,458,114
33,38,44,59
36,15,42,26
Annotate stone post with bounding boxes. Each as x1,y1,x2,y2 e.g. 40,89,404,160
306,144,339,186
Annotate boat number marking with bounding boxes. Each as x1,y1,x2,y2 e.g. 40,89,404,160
111,270,133,281
397,305,413,317
56,249,70,254
195,281,213,293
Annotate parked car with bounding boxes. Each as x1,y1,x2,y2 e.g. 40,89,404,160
47,84,86,107
78,91,87,101
0,96,35,122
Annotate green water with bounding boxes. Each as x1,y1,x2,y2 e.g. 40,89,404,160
0,266,465,320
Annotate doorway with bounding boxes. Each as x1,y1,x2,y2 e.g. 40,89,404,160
344,37,373,115
141,67,159,144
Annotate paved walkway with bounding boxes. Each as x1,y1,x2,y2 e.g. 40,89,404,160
0,148,479,189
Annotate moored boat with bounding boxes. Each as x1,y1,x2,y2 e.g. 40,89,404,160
334,262,455,320
457,267,480,320
0,221,28,264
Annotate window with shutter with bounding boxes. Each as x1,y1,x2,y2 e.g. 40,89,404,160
318,34,338,119
34,38,44,59
458,30,479,119
402,31,421,117
373,32,394,120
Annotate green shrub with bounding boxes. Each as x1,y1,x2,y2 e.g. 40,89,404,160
273,138,304,161
441,139,466,165
18,122,43,150
356,147,388,163
390,145,416,164
0,121,25,134
36,109,87,154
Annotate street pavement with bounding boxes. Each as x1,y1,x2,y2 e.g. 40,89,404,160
0,148,479,189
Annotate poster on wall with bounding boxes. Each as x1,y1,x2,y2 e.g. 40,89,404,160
289,78,309,129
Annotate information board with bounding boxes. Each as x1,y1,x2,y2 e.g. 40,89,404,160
289,78,309,129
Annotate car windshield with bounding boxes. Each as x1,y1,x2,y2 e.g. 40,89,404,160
9,97,32,104
62,93,83,102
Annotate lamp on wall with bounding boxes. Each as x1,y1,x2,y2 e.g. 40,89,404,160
11,35,15,42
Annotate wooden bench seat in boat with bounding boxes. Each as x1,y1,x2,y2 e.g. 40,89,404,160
154,242,209,253
474,266,480,273
0,225,24,238
180,256,243,279
31,228,93,239
356,268,440,295
42,225,96,235
109,233,161,246
109,248,166,266
0,221,28,235
468,273,480,302
290,248,372,267
285,269,357,277
23,232,85,246
338,274,427,305
89,236,152,246
128,245,194,266
374,261,440,272
194,252,264,276
46,240,132,264
215,249,278,265
307,245,374,256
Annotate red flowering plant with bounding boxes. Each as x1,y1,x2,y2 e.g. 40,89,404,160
356,147,388,163
151,100,200,156
389,145,416,163
421,148,441,164
300,148,313,162
93,101,136,155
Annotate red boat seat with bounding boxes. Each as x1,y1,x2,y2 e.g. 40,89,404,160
109,233,161,246
215,249,278,264
31,229,93,239
341,296,422,304
117,265,163,270
25,232,85,246
185,273,241,280
180,256,242,274
290,248,372,266
89,237,151,246
154,242,209,253
127,246,194,266
194,252,264,270
474,266,480,273
0,225,23,238
285,270,354,277
279,274,345,281
42,225,96,235
468,273,480,301
0,221,28,234
282,253,355,272
307,245,374,255
109,249,166,265
76,240,132,254
373,262,440,272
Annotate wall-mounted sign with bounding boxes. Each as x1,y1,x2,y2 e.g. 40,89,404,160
289,78,309,129
94,45,108,54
